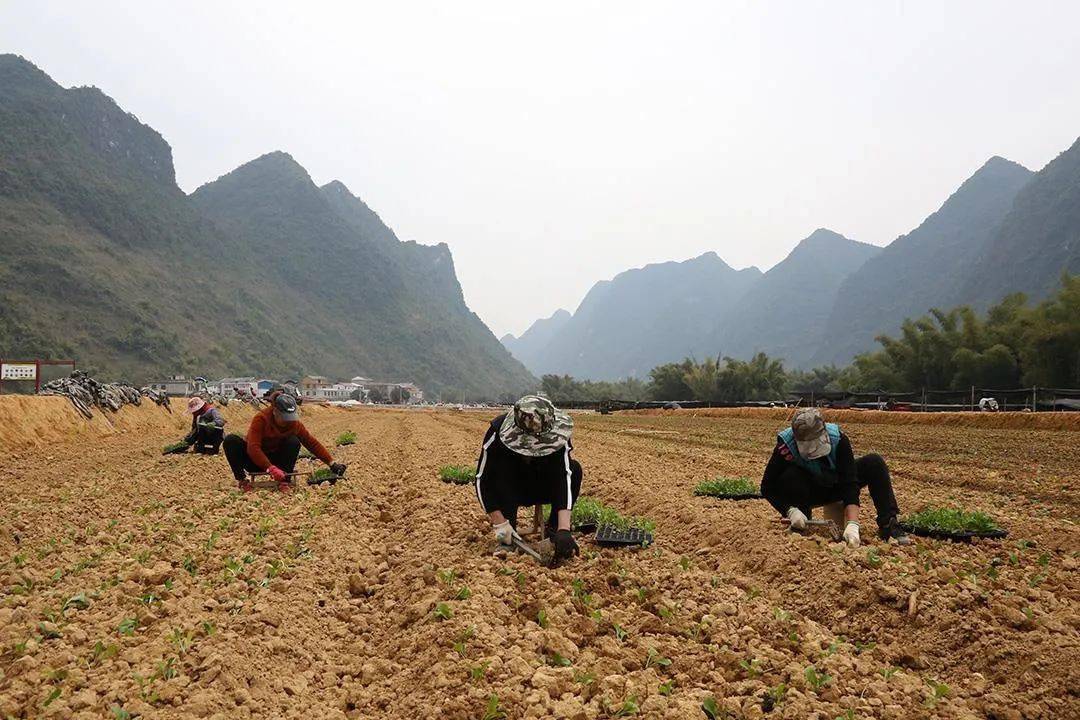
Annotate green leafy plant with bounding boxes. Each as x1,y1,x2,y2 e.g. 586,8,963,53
555,495,655,533
694,476,758,497
110,705,132,720
702,697,721,720
865,548,882,568
610,696,639,717
470,661,491,681
804,665,831,692
311,467,339,483
162,441,188,454
925,679,950,707
880,666,899,681
455,585,472,601
64,592,91,611
481,694,505,720
645,647,672,669
433,603,453,621
118,617,138,636
658,679,675,696
904,506,1001,534
764,683,788,711
548,652,573,667
537,608,549,628
438,465,476,484
739,658,761,679
613,623,628,642
335,430,357,446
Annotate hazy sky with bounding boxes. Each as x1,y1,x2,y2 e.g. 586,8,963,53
4,2,1080,337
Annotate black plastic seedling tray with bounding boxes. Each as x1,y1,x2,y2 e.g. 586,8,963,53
573,522,598,534
695,492,762,501
595,524,653,547
899,523,1008,543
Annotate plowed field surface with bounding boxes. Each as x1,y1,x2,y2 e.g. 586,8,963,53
1,406,1078,719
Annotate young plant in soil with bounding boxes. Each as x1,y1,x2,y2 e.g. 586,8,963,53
335,430,357,446
433,603,453,621
694,476,758,497
702,697,721,720
904,506,1001,534
481,694,505,720
804,665,831,692
439,465,476,484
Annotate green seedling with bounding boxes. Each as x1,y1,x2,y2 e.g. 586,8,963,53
679,556,692,571
644,647,672,669
335,430,357,446
455,585,472,601
64,592,91,611
834,711,856,720
805,665,831,692
201,621,216,636
702,697,721,720
658,679,675,696
574,669,596,686
880,666,899,681
613,623,628,642
38,621,62,639
87,640,119,666
865,548,882,568
155,657,179,681
12,552,27,568
311,467,339,483
42,687,61,708
904,506,1001,534
548,652,573,667
110,706,133,720
694,476,757,497
537,608,549,628
438,465,476,484
739,658,761,679
610,696,639,717
774,607,791,622
555,495,656,533
433,603,453,621
470,661,490,681
925,680,950,707
481,694,505,720
118,617,138,636
437,568,458,586
167,627,195,655
162,441,188,454
765,682,788,709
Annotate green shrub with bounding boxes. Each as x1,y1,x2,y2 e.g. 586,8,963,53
694,476,758,497
905,506,1001,533
439,465,476,484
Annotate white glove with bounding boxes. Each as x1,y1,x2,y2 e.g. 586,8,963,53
843,521,861,548
786,507,808,531
493,520,520,546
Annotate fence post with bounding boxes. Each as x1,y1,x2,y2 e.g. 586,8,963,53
921,387,926,412
1032,386,1038,412
970,386,975,412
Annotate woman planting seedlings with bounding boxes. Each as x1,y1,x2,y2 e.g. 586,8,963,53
172,396,226,454
475,395,582,564
223,390,347,492
760,408,910,546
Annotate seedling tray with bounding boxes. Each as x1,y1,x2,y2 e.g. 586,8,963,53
595,524,653,547
695,491,761,501
899,523,1008,543
162,442,189,455
573,522,598,534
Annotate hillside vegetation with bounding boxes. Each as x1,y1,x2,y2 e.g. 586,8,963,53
0,55,534,398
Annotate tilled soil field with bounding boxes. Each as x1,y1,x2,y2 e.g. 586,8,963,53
1,404,1077,719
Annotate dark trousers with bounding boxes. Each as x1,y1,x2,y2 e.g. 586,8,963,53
765,454,900,526
193,426,224,454
223,434,301,483
499,459,583,531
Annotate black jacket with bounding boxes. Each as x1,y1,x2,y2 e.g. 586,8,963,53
475,414,575,513
760,432,859,509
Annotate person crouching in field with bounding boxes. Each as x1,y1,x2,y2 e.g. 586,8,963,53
761,408,910,546
181,397,225,454
223,391,346,492
476,395,582,563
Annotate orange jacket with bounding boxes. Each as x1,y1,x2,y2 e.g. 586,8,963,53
245,406,333,470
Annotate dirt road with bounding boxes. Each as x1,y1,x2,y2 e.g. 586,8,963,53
1,405,1077,719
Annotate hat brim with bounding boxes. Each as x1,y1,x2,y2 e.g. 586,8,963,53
796,434,831,460
499,411,573,457
275,409,300,422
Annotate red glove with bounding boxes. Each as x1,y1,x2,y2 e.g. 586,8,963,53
267,466,288,483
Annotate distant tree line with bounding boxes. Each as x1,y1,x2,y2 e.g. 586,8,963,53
540,274,1080,402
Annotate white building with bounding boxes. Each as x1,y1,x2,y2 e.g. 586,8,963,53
219,377,259,396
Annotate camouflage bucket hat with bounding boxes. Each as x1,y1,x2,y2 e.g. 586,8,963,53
499,395,573,457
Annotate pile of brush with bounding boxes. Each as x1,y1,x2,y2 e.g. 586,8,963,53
39,370,148,419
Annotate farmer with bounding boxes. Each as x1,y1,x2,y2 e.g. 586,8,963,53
760,408,910,546
180,397,225,454
475,395,582,564
223,391,347,492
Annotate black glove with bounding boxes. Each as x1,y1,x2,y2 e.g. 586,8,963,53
329,462,347,477
552,529,579,561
